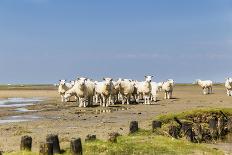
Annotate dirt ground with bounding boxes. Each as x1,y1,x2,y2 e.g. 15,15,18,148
0,84,231,153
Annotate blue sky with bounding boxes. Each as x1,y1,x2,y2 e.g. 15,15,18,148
0,0,231,83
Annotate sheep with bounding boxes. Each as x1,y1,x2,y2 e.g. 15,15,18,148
157,82,164,91
151,82,158,102
58,80,73,102
110,81,120,104
64,77,88,107
137,76,153,104
195,79,213,95
225,78,232,96
85,79,95,106
116,79,135,105
95,78,113,107
162,79,174,99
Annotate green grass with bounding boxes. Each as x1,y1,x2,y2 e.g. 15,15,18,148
156,108,232,124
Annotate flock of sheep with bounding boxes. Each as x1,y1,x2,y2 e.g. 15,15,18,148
57,77,232,108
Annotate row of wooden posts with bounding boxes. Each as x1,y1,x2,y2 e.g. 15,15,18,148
15,120,163,155
2,116,227,155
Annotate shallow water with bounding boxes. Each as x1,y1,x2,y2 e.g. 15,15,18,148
0,115,42,124
0,97,43,108
0,98,43,123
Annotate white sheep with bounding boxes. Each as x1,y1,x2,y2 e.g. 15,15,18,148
110,81,120,104
157,82,164,91
225,78,232,96
195,79,213,95
58,80,73,102
151,82,158,102
85,79,95,106
116,79,135,105
137,76,153,104
162,79,174,99
64,77,88,107
95,78,113,107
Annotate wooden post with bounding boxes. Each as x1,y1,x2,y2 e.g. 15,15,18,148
85,134,96,142
46,134,61,154
70,138,82,155
108,132,120,143
20,135,32,151
39,142,53,155
152,120,162,131
129,121,138,134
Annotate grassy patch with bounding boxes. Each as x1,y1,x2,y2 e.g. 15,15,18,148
156,108,232,124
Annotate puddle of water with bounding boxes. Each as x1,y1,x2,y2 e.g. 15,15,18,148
0,115,42,124
15,108,37,112
0,98,43,108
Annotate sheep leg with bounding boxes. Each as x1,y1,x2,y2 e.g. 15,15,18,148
127,95,130,105
164,91,167,99
79,98,83,107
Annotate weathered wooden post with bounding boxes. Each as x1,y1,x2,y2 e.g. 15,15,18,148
152,120,162,131
20,135,32,151
129,121,138,134
70,138,82,155
39,142,53,155
46,134,61,154
108,132,120,143
85,134,96,142
185,128,195,142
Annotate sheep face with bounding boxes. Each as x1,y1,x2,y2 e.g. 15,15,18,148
145,75,153,82
103,78,113,86
70,80,75,86
59,80,66,86
76,77,87,87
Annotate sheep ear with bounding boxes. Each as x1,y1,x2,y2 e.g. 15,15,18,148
151,76,154,78
103,77,105,80
144,76,147,78
110,78,113,81
77,78,80,80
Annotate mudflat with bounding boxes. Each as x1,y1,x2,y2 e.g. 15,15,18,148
0,84,231,152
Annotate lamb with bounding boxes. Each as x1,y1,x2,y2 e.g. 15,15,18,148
162,79,174,99
64,77,88,107
58,80,73,102
116,79,135,105
137,76,153,104
225,78,232,96
95,78,113,107
195,79,213,95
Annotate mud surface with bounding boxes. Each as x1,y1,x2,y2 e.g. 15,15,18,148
0,85,231,153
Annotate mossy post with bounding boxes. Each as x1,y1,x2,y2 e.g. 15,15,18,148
46,134,61,154
152,120,162,131
70,138,82,155
129,121,139,134
20,135,32,151
39,142,53,155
